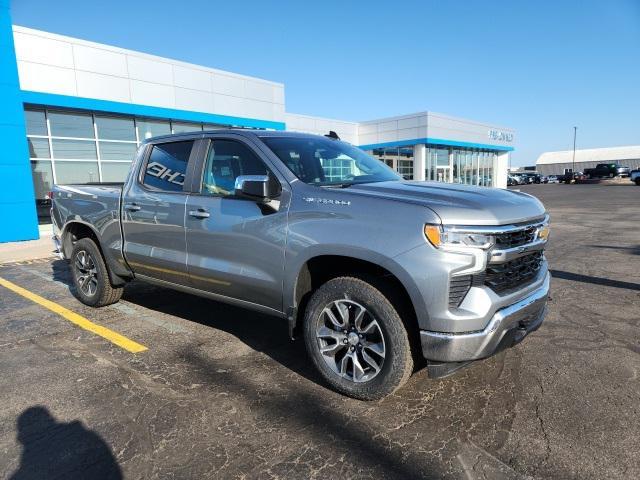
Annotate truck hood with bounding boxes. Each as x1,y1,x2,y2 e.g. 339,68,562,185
343,181,546,225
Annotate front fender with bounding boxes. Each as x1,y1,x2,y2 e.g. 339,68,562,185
283,243,428,328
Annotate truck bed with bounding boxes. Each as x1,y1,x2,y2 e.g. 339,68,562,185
51,182,126,272
52,183,122,219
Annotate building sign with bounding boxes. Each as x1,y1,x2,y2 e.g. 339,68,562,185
488,129,514,142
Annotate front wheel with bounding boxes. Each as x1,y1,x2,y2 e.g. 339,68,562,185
635,178,640,186
71,238,123,307
303,277,413,400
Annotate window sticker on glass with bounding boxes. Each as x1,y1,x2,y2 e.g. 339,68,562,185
143,141,193,192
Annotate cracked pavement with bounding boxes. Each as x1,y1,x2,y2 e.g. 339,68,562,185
0,184,638,479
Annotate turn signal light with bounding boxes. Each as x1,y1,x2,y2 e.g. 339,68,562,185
424,225,442,247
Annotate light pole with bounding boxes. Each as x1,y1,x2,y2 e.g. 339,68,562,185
572,126,577,177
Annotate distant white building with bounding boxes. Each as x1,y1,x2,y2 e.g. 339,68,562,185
536,146,640,175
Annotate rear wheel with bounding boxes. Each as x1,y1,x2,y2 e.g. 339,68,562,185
303,276,413,400
71,238,123,307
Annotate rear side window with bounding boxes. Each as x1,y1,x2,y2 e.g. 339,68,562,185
142,141,194,192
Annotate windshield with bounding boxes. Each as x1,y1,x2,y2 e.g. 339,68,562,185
261,136,401,186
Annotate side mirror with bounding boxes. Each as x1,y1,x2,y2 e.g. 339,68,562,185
234,175,280,202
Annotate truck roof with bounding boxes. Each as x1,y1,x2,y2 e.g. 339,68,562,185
142,128,334,144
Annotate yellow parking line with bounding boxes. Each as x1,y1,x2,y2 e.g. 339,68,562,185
0,276,147,353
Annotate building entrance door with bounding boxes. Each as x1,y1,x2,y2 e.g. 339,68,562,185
436,166,450,182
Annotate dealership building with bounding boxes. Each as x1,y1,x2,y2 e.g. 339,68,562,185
536,146,640,175
0,3,515,243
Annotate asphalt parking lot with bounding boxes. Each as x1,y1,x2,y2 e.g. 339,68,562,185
0,183,638,479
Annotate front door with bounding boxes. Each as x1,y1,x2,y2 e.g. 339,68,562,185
185,136,288,312
121,139,197,284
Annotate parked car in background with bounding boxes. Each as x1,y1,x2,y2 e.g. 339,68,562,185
547,175,559,184
50,129,551,400
559,172,585,184
630,169,640,185
507,175,518,186
572,172,587,183
583,163,630,178
513,174,530,184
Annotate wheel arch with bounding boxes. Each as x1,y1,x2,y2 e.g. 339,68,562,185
286,248,426,357
62,221,128,287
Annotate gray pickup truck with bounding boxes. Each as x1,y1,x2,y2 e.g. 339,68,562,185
51,129,550,400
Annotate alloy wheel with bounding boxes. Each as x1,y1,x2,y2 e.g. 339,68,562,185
74,250,98,297
315,299,386,383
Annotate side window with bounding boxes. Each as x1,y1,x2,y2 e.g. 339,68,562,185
201,140,268,196
142,141,194,192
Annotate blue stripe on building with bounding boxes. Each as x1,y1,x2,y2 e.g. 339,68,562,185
21,91,287,131
358,138,514,152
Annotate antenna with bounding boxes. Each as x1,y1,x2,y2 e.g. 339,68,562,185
325,131,340,140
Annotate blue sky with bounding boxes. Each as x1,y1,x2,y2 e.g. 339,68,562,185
11,0,640,166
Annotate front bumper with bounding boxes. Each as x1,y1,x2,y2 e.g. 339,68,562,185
420,272,550,362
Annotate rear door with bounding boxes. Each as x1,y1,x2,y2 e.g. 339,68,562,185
184,134,289,312
121,139,199,284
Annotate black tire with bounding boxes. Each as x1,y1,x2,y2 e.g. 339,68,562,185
635,178,640,186
70,238,123,307
303,276,413,400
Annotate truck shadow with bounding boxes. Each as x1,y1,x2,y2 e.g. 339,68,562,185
50,259,321,387
122,278,324,383
549,269,640,291
586,244,640,256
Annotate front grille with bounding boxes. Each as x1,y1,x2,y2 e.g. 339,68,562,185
494,227,537,249
484,251,544,294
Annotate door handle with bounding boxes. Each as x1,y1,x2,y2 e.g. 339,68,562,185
189,209,210,219
124,203,141,212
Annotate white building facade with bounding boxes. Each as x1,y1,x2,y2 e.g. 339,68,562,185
0,12,515,242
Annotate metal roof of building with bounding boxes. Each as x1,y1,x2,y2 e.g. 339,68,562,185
536,145,640,165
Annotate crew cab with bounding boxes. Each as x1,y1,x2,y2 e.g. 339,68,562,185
51,130,551,400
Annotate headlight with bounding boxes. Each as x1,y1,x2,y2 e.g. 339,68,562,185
424,225,494,250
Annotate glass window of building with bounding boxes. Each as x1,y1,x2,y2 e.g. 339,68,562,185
48,111,95,138
101,162,132,182
137,119,171,140
30,160,54,199
55,160,100,184
27,138,50,158
397,159,413,179
95,116,136,141
98,141,138,161
427,147,450,182
172,122,202,134
51,139,97,159
25,109,48,136
203,124,225,131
